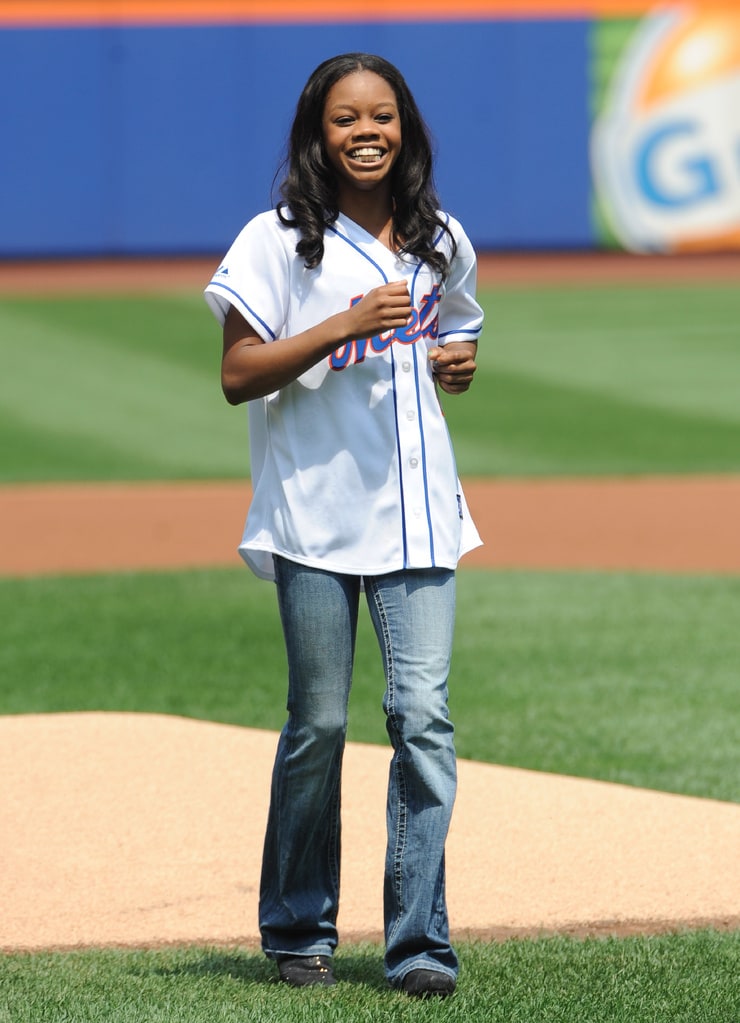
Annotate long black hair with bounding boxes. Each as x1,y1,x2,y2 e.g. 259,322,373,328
276,53,455,278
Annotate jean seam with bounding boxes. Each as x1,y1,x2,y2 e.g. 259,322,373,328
367,577,407,947
327,748,341,916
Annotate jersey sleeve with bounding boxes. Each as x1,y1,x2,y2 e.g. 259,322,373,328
436,216,484,346
204,212,290,342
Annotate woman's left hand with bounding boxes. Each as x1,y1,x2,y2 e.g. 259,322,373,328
428,342,478,394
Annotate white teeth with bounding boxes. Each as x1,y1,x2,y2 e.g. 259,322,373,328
350,147,383,162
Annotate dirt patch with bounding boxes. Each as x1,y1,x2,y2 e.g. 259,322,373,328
2,712,738,953
1,251,739,295
1,476,739,578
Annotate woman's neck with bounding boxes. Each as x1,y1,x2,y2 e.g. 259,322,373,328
338,188,395,248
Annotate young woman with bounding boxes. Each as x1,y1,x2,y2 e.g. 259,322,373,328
205,53,483,998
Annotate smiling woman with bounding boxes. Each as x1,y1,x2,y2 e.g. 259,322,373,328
203,52,483,997
274,52,457,281
321,71,402,218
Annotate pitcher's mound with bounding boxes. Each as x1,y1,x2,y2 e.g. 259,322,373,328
1,712,738,951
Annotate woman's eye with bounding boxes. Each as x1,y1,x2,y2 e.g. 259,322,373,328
335,116,354,126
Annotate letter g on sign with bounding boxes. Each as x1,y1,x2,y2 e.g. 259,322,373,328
636,121,720,208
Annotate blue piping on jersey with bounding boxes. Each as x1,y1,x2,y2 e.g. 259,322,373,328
432,214,449,249
330,219,442,568
411,340,436,566
438,328,481,341
389,352,409,568
326,224,389,283
410,259,425,299
329,222,410,564
209,281,276,340
409,267,436,566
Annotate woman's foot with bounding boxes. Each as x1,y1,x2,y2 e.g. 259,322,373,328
401,968,456,998
276,954,337,987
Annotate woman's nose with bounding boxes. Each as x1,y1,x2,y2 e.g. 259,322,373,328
353,119,379,138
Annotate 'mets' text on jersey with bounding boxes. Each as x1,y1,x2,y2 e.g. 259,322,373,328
330,284,441,371
204,209,484,582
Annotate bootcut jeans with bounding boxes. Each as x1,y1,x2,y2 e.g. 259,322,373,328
259,555,459,987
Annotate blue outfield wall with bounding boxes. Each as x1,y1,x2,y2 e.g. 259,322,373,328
0,20,592,257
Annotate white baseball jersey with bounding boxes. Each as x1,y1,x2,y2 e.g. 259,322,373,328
205,209,484,581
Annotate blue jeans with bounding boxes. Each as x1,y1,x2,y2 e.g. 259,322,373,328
259,556,458,986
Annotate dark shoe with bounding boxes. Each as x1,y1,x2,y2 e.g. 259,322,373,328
277,954,336,987
401,968,456,998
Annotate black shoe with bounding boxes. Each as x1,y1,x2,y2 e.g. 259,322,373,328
401,968,456,998
276,954,337,988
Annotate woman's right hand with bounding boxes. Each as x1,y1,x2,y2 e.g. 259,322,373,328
344,281,412,340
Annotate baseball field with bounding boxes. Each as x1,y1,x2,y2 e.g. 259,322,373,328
1,253,739,1021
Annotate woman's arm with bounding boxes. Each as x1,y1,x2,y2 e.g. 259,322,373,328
221,282,413,404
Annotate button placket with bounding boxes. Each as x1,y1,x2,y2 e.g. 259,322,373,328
392,344,432,562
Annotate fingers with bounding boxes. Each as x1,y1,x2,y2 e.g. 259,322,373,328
346,292,477,395
385,280,412,296
428,342,477,394
351,281,412,336
375,281,413,322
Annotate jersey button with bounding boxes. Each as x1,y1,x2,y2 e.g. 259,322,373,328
409,457,419,468
401,361,411,372
406,410,416,421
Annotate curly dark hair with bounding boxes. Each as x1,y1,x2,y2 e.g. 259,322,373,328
276,53,455,278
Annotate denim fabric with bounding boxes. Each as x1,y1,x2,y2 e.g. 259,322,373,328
259,556,458,986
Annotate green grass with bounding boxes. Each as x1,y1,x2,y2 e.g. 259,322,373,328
1,932,738,1023
2,567,737,802
1,283,739,482
445,284,740,475
0,294,246,481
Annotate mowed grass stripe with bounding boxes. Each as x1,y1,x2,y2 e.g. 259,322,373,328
448,365,740,475
0,298,246,480
2,282,740,481
477,284,740,422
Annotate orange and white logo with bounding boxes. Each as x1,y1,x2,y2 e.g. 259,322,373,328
591,5,740,252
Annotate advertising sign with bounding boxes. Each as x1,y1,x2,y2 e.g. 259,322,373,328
591,6,740,251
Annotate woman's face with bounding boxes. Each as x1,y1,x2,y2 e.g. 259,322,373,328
321,70,402,197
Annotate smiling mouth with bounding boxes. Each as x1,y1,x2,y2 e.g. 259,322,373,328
348,147,385,163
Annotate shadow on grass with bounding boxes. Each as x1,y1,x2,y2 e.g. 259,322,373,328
148,949,272,985
148,946,389,992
